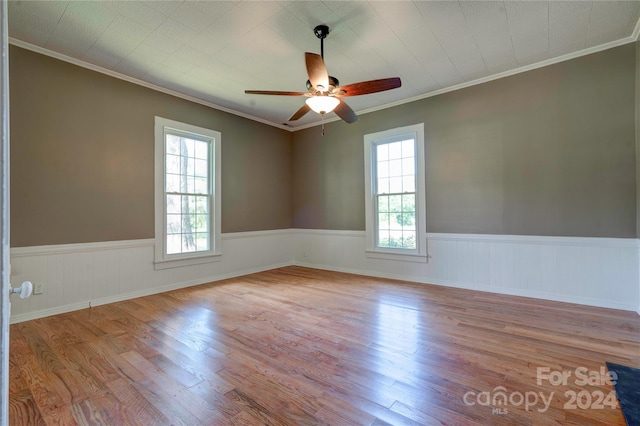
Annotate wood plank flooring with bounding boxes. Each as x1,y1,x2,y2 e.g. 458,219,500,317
8,266,640,425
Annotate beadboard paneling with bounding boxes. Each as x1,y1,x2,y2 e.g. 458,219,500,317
9,230,293,323
9,230,639,323
293,230,640,312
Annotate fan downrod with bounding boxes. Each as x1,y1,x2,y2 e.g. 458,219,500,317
313,24,329,59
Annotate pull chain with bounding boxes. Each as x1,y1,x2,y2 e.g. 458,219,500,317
321,113,325,136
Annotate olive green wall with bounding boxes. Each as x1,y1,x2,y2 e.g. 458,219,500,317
10,46,292,247
292,43,637,238
9,41,639,246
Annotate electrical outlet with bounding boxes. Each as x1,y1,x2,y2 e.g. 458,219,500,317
34,283,44,295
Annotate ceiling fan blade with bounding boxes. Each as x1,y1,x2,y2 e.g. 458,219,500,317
334,77,401,97
305,52,329,92
289,103,311,121
245,90,308,96
334,100,358,124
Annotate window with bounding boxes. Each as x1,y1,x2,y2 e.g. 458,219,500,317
364,123,426,262
154,117,221,268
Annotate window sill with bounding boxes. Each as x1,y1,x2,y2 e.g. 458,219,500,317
365,249,428,263
153,252,222,270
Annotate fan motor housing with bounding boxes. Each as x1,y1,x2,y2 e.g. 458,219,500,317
306,76,339,93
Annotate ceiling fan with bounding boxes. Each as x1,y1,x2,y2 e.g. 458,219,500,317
245,25,401,125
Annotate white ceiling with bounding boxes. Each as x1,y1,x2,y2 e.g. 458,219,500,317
8,1,640,130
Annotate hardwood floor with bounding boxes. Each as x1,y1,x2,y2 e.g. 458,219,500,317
8,266,640,425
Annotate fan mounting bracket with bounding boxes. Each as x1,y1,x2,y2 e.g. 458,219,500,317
313,25,329,40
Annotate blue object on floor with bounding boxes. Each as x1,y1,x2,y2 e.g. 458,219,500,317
607,362,640,426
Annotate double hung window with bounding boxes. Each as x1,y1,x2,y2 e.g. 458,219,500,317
364,123,426,262
154,117,221,268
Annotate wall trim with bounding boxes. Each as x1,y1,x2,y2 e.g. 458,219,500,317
223,228,292,240
10,229,295,257
10,238,154,258
426,233,640,248
290,228,365,238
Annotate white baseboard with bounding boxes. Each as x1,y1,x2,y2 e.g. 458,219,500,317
10,229,640,322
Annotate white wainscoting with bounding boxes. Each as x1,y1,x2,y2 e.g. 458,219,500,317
9,230,293,323
9,229,640,322
292,230,640,312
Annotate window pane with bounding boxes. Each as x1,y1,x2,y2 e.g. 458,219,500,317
181,234,197,253
402,157,415,175
403,176,415,193
167,214,181,234
389,213,403,230
166,234,181,254
403,231,416,249
377,178,389,194
389,195,402,212
196,233,209,251
181,157,194,177
378,230,390,248
389,177,403,193
167,194,181,214
196,214,209,232
181,138,194,157
401,139,414,157
377,144,389,161
185,176,195,193
378,213,390,229
166,174,180,192
166,135,180,155
400,212,415,230
377,161,389,178
388,142,402,159
194,140,209,160
195,177,208,194
388,159,402,177
377,195,389,213
402,194,415,212
195,159,208,178
166,154,180,174
389,230,403,247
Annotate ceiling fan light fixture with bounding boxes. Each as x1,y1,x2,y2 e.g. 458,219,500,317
306,95,339,114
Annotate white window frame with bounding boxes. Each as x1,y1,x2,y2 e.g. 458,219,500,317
154,117,222,269
364,123,427,263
